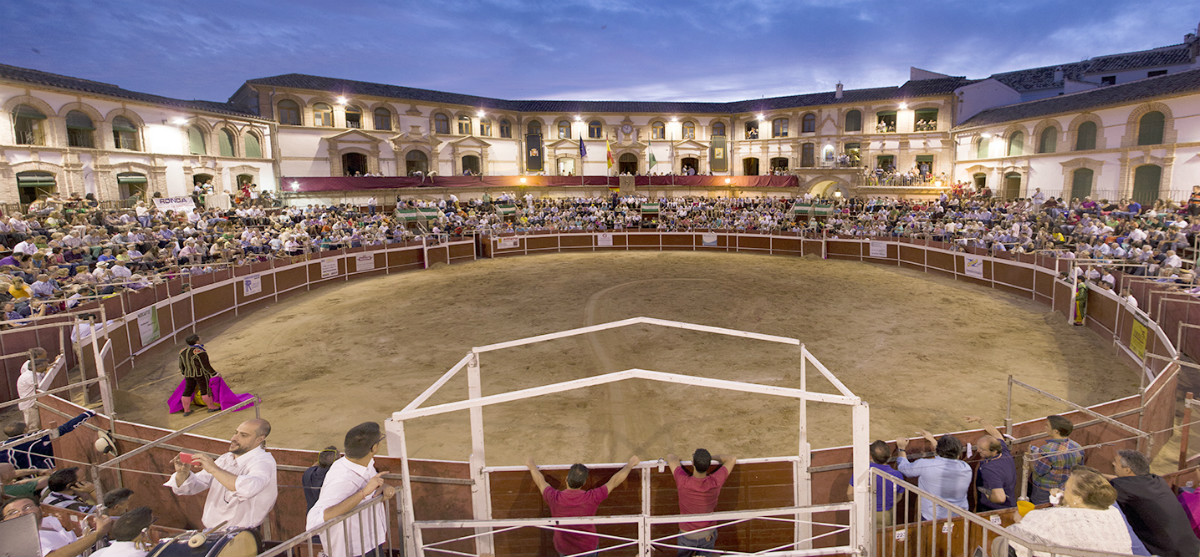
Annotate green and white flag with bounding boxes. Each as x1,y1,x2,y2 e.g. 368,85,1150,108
648,143,657,169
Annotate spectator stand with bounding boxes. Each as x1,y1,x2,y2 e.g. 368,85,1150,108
385,316,872,557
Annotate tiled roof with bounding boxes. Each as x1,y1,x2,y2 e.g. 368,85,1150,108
988,44,1195,92
959,67,1200,128
245,73,971,115
0,63,263,119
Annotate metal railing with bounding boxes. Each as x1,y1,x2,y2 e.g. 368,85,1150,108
866,469,1137,557
258,492,396,557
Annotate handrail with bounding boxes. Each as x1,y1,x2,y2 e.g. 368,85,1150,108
256,491,393,557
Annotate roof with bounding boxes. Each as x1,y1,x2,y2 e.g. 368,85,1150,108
959,67,1200,128
244,72,972,115
0,63,263,119
988,43,1195,92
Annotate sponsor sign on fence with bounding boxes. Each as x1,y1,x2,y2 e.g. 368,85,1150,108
869,240,887,258
355,253,375,271
320,258,338,278
135,305,160,345
597,233,613,247
964,255,984,279
498,237,520,249
243,275,262,296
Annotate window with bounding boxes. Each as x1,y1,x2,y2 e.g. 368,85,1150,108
1132,165,1162,205
711,122,726,136
116,172,147,200
406,150,429,174
1070,168,1093,200
1007,132,1024,156
12,104,46,145
1148,70,1167,78
843,142,861,166
976,136,990,159
188,125,206,155
875,111,897,133
651,122,665,140
877,155,895,171
914,109,938,131
587,120,603,139
500,119,512,138
244,132,262,158
1100,75,1116,86
844,110,862,132
479,119,491,137
915,155,934,174
277,100,301,125
112,116,139,150
801,143,815,167
434,113,450,134
681,122,695,140
1038,127,1057,153
772,118,788,138
1075,121,1097,150
373,108,392,131
16,171,55,204
770,157,789,171
313,103,334,127
557,120,571,139
744,120,759,139
65,110,95,148
456,116,471,135
527,120,541,136
345,106,362,128
219,128,235,157
801,113,816,133
1137,111,1165,146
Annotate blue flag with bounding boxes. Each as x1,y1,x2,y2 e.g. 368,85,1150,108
579,133,587,158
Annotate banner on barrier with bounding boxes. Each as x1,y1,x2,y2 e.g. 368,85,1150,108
355,253,375,272
964,255,984,279
702,233,718,246
597,233,613,247
243,275,262,296
498,237,520,249
320,258,338,278
153,197,195,214
869,240,887,258
1130,319,1149,359
136,305,160,346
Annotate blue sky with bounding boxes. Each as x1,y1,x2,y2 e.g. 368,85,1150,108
1,0,1197,103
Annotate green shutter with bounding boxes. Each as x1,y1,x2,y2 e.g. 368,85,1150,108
219,130,234,157
1070,168,1093,200
13,105,46,120
1038,128,1057,153
244,133,262,158
117,173,148,184
1137,112,1164,146
1075,122,1096,150
188,127,206,155
1132,165,1161,204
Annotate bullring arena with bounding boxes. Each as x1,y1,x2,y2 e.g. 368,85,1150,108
4,229,1194,556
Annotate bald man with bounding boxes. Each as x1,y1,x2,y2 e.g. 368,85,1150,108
165,419,277,530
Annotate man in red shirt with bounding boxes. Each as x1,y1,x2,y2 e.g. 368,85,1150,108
667,449,737,556
526,455,640,557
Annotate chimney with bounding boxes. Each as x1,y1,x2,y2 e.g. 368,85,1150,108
1053,66,1064,83
835,82,844,99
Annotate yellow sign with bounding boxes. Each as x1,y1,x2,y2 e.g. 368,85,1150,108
1130,320,1149,359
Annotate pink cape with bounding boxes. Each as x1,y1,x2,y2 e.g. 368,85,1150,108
168,376,256,414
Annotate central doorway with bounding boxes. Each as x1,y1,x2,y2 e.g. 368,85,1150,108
618,153,637,175
343,153,368,176
742,157,760,176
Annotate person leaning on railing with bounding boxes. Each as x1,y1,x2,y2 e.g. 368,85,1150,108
307,422,394,557
1005,467,1133,557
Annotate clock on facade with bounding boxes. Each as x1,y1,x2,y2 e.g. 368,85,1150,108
621,123,633,134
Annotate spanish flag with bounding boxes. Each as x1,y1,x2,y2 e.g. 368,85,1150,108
606,139,614,170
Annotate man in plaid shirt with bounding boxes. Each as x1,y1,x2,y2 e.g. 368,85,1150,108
1029,415,1083,504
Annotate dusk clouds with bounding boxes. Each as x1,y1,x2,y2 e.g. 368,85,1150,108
1,0,1196,103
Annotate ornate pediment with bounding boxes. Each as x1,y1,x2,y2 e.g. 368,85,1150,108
447,135,493,149
673,139,708,150
326,129,385,144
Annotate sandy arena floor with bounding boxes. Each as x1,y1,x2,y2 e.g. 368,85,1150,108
113,251,1139,465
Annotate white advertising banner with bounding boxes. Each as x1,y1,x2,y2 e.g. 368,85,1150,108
136,305,160,345
498,237,520,249
320,258,339,278
153,196,195,214
869,240,888,258
597,233,613,247
702,233,718,246
964,255,985,279
355,253,375,271
243,275,262,296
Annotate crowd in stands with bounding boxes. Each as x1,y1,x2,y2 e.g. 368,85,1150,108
5,187,1200,327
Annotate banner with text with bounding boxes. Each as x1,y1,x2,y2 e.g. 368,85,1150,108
964,255,985,279
136,305,160,346
597,233,613,247
243,275,262,296
498,237,520,249
355,253,375,272
869,240,887,258
702,233,718,247
1130,319,1149,359
320,258,339,278
153,197,195,214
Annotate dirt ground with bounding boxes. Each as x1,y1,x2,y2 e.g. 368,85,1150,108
112,251,1140,466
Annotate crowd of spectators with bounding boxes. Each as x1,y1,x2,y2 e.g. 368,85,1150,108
4,187,1200,328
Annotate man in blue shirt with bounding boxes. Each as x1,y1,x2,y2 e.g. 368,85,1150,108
846,440,905,524
965,416,1016,512
895,430,972,520
2,410,95,469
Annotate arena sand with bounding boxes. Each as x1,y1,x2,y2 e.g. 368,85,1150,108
113,251,1139,466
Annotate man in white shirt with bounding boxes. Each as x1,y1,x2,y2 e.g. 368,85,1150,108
2,496,112,557
306,422,395,557
165,419,277,531
16,348,48,428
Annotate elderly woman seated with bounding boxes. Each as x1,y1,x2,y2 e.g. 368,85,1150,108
1005,467,1134,557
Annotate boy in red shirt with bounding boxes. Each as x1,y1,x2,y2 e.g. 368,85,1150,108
667,449,737,556
527,455,639,557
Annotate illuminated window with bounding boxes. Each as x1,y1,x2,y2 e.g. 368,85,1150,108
682,122,695,140
313,103,334,127
434,113,450,134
